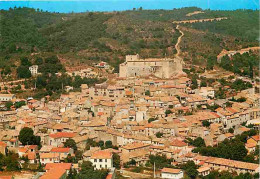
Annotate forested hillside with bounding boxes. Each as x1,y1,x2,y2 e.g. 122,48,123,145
0,7,259,75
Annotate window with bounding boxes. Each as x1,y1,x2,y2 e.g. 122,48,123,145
94,159,97,162
99,159,102,162
100,165,102,168
105,159,107,162
105,165,107,168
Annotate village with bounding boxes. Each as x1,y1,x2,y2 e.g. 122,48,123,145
0,53,259,179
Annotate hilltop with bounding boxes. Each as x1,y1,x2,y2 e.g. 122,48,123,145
0,7,259,75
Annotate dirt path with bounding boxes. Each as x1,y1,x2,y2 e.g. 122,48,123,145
186,11,204,17
217,46,260,63
173,17,227,24
175,25,184,58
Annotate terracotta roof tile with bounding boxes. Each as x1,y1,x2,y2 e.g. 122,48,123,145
45,163,72,170
161,168,182,174
49,132,76,139
91,151,112,159
51,147,71,153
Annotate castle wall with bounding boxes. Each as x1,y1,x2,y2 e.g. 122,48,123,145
119,55,183,79
119,63,127,78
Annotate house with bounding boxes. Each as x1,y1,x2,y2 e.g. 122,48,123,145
90,150,113,170
18,145,38,164
45,163,72,174
29,65,38,76
247,135,260,146
161,168,184,179
199,87,215,99
197,167,210,176
121,142,150,153
40,167,67,179
0,94,16,102
48,132,76,147
40,153,60,165
194,155,259,174
50,147,74,160
245,143,256,153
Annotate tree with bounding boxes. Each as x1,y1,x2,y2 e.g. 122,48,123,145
145,90,150,96
64,139,77,151
156,132,163,138
228,128,234,133
0,153,4,171
148,117,157,123
200,80,207,87
148,155,172,169
98,140,104,148
14,101,26,109
17,66,31,78
5,152,21,171
105,140,112,148
5,101,13,110
20,57,31,66
77,161,108,179
165,110,172,117
35,57,43,65
67,168,77,179
191,76,198,90
18,127,41,146
202,120,211,127
181,161,198,179
113,153,120,169
127,159,137,166
193,137,206,147
75,150,83,161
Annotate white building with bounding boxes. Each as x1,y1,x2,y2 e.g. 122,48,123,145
29,65,38,76
161,168,184,179
199,87,215,99
197,167,210,176
0,94,15,102
90,150,113,170
40,153,60,165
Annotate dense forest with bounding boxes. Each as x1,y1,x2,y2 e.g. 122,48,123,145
0,7,259,75
219,52,259,78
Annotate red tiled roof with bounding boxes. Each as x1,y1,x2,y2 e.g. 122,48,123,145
49,132,76,139
0,176,12,179
45,163,72,170
161,168,182,174
27,152,36,160
91,151,112,159
170,139,187,147
0,141,7,147
252,135,260,141
51,147,71,153
106,174,113,179
40,168,66,179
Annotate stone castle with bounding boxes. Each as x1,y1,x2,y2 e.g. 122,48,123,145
119,54,184,79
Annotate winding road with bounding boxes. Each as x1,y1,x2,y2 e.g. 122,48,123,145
175,25,184,58
217,46,260,63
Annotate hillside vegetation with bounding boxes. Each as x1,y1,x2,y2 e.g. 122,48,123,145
0,7,259,74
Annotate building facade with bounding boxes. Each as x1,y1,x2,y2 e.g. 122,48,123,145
119,55,184,79
29,65,38,76
90,151,113,170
